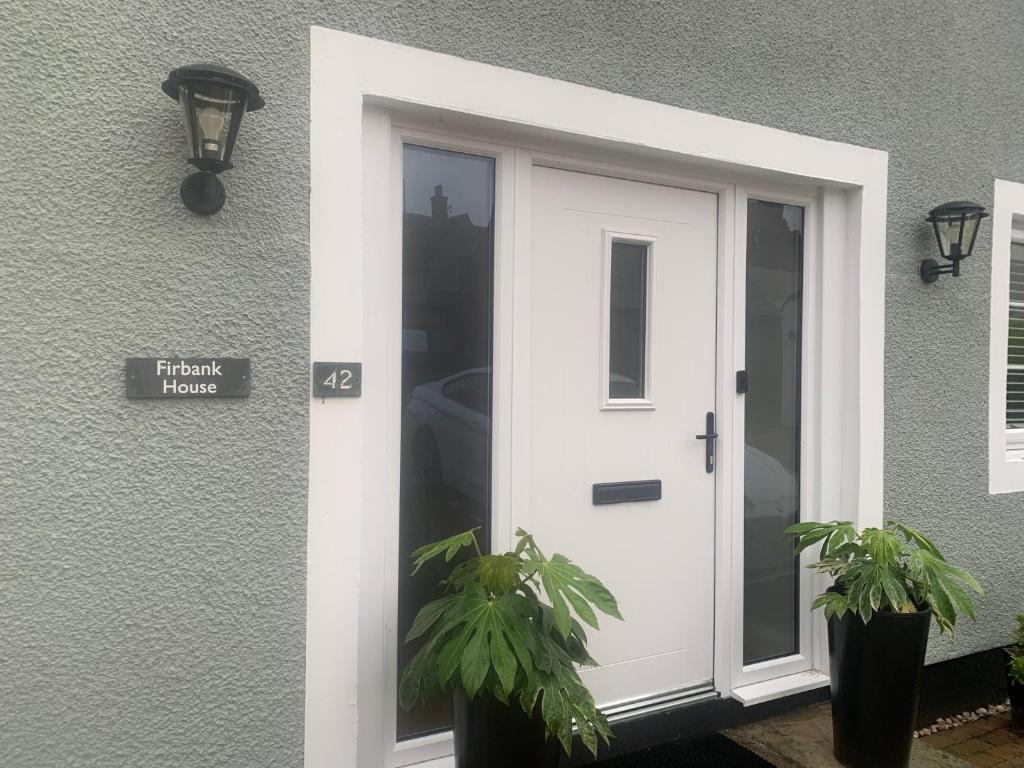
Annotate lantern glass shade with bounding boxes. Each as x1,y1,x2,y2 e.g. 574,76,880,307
928,201,987,261
162,64,263,174
178,82,246,171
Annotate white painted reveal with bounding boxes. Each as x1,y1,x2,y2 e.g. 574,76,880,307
308,27,887,768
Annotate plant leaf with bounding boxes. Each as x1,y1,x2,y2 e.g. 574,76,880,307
563,583,599,629
860,527,902,567
786,520,856,557
435,589,491,683
540,568,572,638
1010,655,1024,686
911,548,983,633
410,528,480,574
811,590,850,621
879,566,910,612
924,568,957,633
476,554,521,595
524,552,622,639
438,623,475,686
398,634,441,710
888,521,943,559
460,620,491,697
406,596,458,642
577,711,598,756
492,597,534,677
488,623,517,695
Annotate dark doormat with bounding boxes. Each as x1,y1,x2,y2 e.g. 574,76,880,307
585,732,774,767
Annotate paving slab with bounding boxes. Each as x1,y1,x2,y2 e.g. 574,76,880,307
723,702,972,768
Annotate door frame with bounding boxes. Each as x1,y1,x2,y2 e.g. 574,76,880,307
384,123,739,766
308,27,888,768
729,185,822,690
384,126,518,767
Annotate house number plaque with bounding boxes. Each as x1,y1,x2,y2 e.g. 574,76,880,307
312,362,362,398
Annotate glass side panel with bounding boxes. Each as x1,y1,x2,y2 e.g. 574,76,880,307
1007,243,1024,429
743,199,804,666
397,145,495,740
609,240,649,399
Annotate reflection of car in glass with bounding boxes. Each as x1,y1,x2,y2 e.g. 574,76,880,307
744,443,799,579
744,443,800,657
403,368,491,505
404,372,796,584
609,372,643,399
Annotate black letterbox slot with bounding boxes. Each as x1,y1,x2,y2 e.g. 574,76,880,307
592,480,662,505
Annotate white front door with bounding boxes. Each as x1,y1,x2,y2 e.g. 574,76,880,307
516,166,719,709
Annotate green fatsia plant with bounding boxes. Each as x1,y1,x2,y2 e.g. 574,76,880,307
1008,614,1024,685
399,527,622,757
1012,613,1024,650
1009,655,1024,686
786,520,983,633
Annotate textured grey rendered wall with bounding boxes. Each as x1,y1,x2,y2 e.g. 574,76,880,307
2,1,1023,766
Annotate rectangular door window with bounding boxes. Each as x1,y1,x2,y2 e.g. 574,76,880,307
743,199,804,665
397,144,495,739
608,240,649,400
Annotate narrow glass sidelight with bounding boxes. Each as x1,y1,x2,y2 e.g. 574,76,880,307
743,199,804,666
397,145,495,740
608,240,649,400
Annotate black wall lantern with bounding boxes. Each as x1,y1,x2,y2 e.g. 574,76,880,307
162,64,264,215
920,200,988,283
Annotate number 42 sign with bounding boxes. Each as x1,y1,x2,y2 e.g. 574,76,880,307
312,362,362,398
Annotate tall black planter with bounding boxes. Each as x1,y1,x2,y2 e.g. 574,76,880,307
828,607,931,768
453,688,561,768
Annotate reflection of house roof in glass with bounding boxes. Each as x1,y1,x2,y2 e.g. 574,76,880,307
746,201,803,315
402,211,491,308
747,201,802,269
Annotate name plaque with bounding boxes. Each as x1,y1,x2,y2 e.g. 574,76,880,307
126,358,251,399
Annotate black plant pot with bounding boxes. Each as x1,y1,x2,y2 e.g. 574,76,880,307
828,607,931,768
1010,680,1024,729
453,688,561,768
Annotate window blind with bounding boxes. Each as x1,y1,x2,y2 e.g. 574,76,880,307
1008,242,1024,429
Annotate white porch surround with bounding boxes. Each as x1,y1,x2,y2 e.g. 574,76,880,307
308,27,887,768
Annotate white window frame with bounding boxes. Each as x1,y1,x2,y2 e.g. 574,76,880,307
601,230,656,410
308,28,887,768
1007,228,1024,461
386,129,516,768
730,188,824,691
988,179,1024,492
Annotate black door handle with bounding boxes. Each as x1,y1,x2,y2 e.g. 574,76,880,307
695,411,717,474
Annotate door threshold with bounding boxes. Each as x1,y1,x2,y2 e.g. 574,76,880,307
604,683,718,723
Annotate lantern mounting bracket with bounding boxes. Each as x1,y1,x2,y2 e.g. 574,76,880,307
180,171,226,216
920,257,961,283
